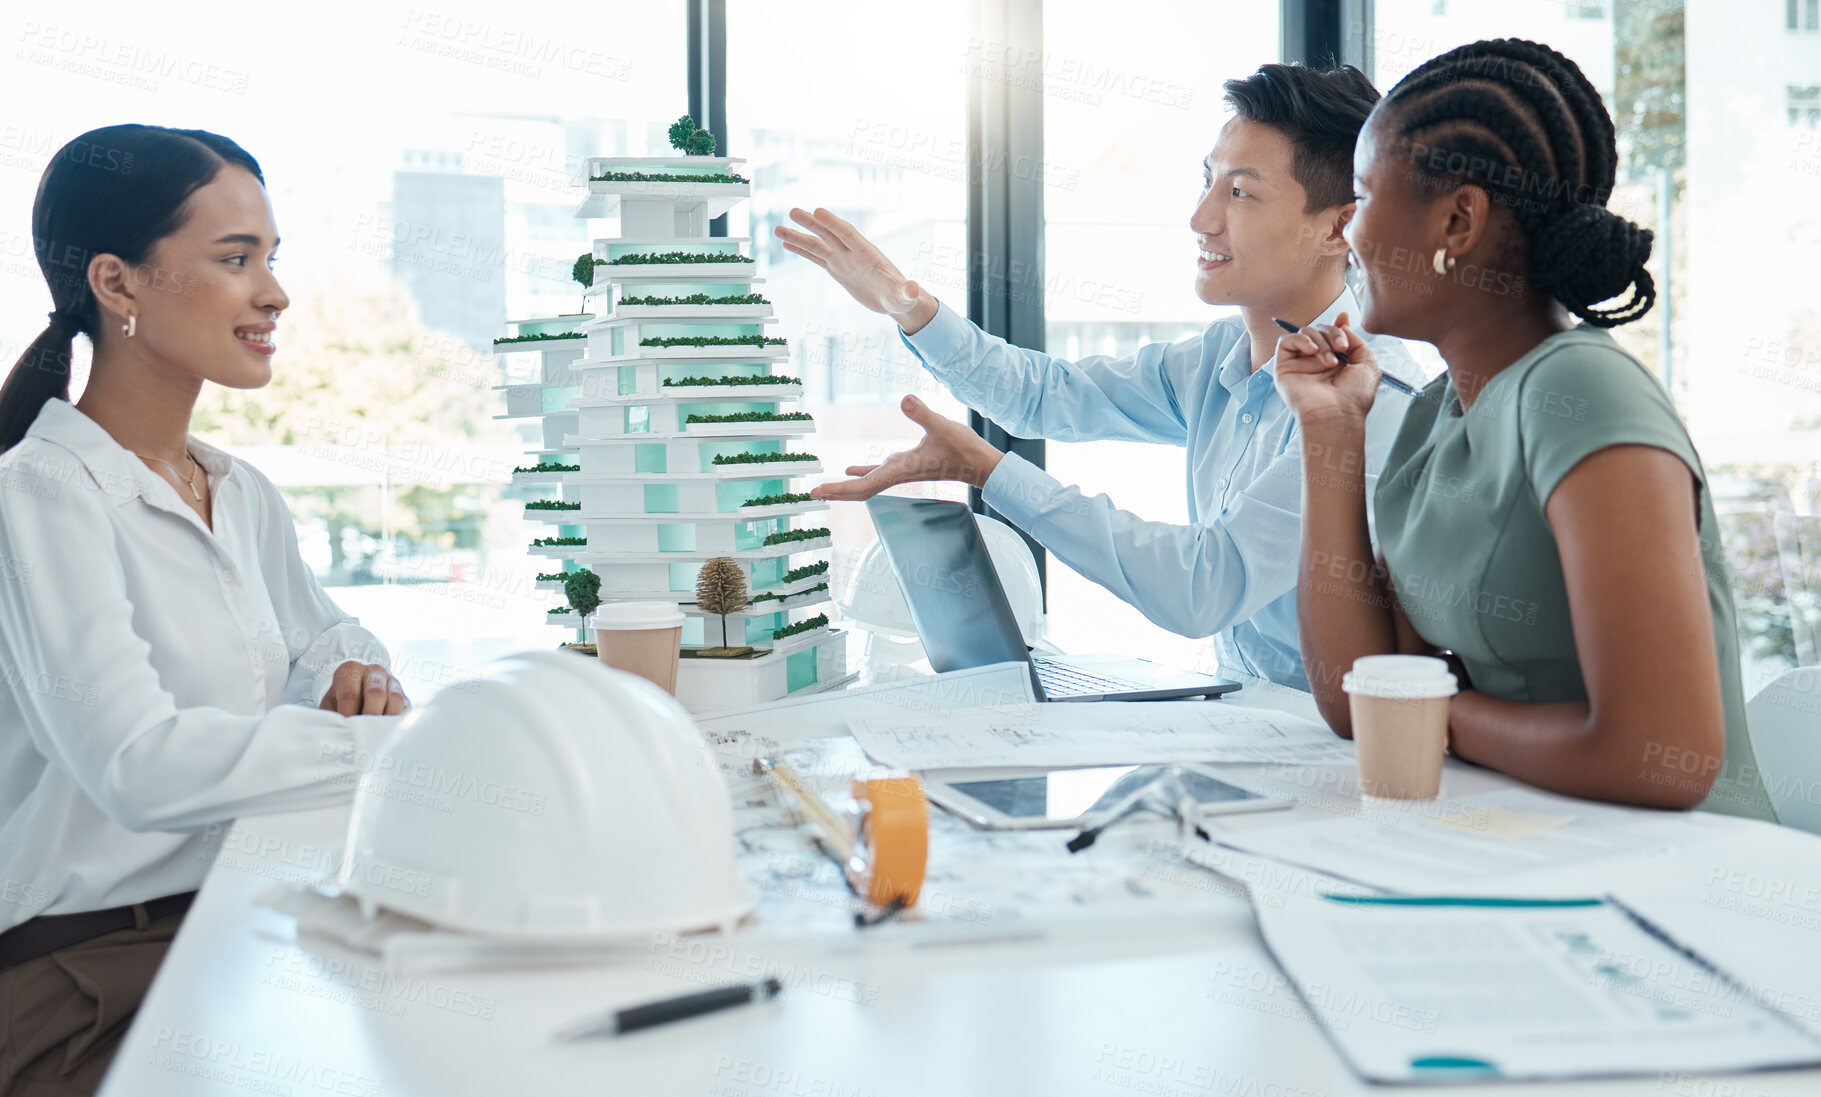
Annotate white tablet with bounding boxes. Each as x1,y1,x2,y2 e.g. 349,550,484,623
926,763,1293,830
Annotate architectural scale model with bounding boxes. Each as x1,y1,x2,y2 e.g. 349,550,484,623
497,118,845,707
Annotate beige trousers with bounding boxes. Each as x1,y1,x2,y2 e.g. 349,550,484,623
0,906,185,1096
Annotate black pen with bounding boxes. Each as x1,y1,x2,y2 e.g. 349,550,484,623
1271,317,1421,397
553,978,783,1040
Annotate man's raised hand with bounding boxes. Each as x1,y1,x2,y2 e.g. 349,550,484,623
772,207,939,334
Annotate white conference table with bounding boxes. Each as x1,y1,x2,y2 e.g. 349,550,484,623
99,672,1821,1096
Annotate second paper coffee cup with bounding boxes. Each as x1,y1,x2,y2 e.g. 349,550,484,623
1342,655,1459,800
588,602,686,695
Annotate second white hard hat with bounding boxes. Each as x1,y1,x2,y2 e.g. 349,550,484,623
837,511,1045,645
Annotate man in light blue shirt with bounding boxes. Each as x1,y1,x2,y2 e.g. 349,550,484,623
776,64,1425,691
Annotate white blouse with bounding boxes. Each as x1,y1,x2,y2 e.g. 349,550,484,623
0,397,400,931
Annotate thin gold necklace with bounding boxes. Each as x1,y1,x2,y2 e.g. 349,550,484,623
134,448,203,502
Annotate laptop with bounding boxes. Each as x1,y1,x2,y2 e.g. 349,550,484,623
864,496,1243,702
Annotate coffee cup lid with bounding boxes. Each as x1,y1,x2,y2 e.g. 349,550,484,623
1341,654,1458,699
587,602,686,630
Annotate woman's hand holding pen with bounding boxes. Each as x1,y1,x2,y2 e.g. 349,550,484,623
773,207,940,335
1273,311,1383,428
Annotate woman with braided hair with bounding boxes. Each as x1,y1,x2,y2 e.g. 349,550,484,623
1274,39,1777,819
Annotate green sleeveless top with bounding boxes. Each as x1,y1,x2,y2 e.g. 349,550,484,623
1373,325,1776,822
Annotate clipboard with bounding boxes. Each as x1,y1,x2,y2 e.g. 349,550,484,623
1250,892,1821,1084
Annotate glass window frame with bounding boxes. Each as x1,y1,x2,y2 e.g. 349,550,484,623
705,0,1371,607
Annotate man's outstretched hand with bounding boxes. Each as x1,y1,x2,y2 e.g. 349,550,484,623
772,207,940,334
811,395,1005,502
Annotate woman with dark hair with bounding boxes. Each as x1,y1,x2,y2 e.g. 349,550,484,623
1274,40,1776,819
0,125,409,1092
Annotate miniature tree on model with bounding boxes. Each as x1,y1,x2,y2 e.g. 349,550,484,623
695,557,752,655
668,115,718,156
563,569,602,622
572,252,595,312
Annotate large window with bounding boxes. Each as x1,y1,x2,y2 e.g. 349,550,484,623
1038,0,1279,670
722,0,974,621
1,2,988,694
13,2,1808,698
1791,85,1821,126
1,1,689,698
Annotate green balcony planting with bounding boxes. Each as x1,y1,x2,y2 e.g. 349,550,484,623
620,292,769,307
641,335,787,348
752,582,828,604
668,375,800,388
781,561,830,584
712,451,818,466
589,170,749,184
761,527,830,547
607,250,754,266
493,331,582,345
689,412,813,426
741,491,815,507
773,614,830,641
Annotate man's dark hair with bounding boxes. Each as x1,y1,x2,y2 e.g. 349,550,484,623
1221,62,1381,212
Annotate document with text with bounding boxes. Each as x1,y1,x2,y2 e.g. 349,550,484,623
694,661,1037,741
847,701,1353,770
1254,892,1821,1082
1218,787,1714,893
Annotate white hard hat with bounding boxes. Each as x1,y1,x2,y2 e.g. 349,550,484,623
837,511,1045,645
337,651,752,940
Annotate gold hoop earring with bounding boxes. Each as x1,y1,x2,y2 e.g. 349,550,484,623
122,314,137,338
1432,248,1455,276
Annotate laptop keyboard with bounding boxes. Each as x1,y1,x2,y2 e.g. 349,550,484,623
1033,660,1153,698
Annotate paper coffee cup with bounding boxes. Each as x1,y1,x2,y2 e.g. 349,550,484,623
1342,655,1458,800
588,602,686,695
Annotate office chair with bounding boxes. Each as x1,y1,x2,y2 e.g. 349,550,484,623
1746,666,1821,835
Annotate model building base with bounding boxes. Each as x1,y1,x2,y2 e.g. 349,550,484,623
673,630,847,712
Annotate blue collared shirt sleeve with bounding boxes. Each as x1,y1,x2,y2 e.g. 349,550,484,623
980,392,1413,642
982,448,1299,639
901,301,1194,445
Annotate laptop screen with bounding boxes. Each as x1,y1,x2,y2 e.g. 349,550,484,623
864,496,1033,676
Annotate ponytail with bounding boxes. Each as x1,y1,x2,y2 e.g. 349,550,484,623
0,124,264,453
0,315,78,451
